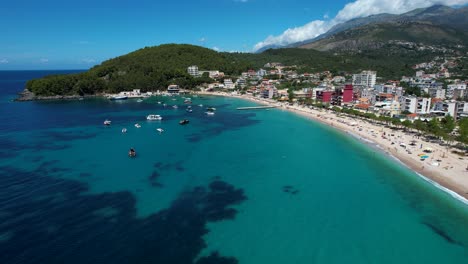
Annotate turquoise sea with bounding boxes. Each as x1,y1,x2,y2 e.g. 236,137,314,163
1,70,468,264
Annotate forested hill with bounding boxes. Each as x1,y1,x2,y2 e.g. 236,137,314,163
25,44,252,96
23,43,461,97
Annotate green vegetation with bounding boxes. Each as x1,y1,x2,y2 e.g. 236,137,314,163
26,44,252,96
24,43,456,96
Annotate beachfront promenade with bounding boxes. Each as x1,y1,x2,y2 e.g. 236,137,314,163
199,91,468,201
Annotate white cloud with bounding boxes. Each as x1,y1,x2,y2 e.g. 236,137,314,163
0,59,8,64
212,46,221,52
81,58,96,64
39,58,49,63
199,37,206,42
234,0,248,2
254,0,468,51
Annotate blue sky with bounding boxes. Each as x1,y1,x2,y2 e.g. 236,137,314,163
1,0,467,70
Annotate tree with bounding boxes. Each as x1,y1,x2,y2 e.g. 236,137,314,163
440,115,455,135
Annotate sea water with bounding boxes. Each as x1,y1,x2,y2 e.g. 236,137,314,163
0,71,467,264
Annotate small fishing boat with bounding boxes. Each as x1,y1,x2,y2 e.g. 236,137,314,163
122,128,127,133
156,128,164,133
172,105,178,109
179,119,190,125
137,99,143,103
186,108,193,113
135,123,141,128
104,119,112,126
128,148,136,157
205,111,215,115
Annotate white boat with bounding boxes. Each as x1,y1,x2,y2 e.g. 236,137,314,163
206,107,216,111
135,123,141,128
156,128,164,133
198,104,203,107
157,101,162,104
172,105,178,109
205,111,215,116
104,120,111,126
122,128,127,133
137,99,143,103
146,114,163,121
186,108,193,113
109,95,128,101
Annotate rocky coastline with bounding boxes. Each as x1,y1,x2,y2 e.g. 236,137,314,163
15,89,101,101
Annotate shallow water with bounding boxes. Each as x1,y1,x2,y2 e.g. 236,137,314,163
1,71,467,264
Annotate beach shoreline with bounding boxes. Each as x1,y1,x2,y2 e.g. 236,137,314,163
198,91,468,203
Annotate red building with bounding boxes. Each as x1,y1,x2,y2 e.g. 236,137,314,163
342,84,354,103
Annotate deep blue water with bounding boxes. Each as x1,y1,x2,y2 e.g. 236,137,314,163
1,71,468,264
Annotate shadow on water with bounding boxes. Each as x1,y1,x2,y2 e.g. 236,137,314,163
0,165,247,264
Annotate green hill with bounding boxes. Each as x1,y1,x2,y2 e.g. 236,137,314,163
26,44,252,96
24,43,463,98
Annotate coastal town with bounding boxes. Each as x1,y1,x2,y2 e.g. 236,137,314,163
161,61,468,199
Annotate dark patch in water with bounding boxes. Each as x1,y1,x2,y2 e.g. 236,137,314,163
282,185,299,195
153,161,185,173
422,221,461,246
0,166,246,264
149,171,164,188
196,251,238,264
38,130,97,142
79,172,92,178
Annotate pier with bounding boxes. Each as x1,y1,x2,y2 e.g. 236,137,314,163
236,106,276,110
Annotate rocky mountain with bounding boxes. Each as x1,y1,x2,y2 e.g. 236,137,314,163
292,5,468,51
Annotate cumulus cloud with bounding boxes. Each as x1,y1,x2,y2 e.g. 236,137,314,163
254,0,468,51
0,59,8,64
212,46,221,52
81,58,96,64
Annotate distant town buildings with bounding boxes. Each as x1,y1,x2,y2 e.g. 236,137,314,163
352,71,377,88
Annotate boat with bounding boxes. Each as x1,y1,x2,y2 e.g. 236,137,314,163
128,148,136,157
198,104,203,107
122,128,127,133
135,123,141,128
186,108,193,113
104,119,112,126
184,99,192,104
146,114,163,121
206,107,216,111
172,105,178,109
109,95,128,101
156,128,164,133
205,111,215,115
179,119,190,125
157,101,162,104
137,99,143,103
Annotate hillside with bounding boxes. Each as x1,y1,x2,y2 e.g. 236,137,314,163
25,44,252,96
23,42,462,98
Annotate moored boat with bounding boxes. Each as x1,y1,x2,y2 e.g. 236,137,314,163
104,119,112,126
128,148,136,157
109,95,128,101
179,119,189,125
146,114,163,121
135,123,141,128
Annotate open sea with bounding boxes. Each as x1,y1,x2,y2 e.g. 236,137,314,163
1,70,468,264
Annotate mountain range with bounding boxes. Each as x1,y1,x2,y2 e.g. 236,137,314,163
260,5,468,52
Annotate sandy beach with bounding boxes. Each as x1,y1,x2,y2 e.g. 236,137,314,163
198,91,468,202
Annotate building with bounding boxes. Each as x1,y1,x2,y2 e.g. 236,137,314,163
352,70,376,88
342,84,354,104
223,79,235,89
400,97,431,114
167,84,180,94
187,65,199,77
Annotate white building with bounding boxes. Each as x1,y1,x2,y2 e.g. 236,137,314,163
223,79,235,89
187,65,199,77
400,97,431,114
352,70,377,88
